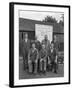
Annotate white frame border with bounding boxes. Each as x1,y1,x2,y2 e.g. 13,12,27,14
14,4,69,86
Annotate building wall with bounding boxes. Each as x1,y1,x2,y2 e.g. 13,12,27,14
19,31,35,56
19,18,64,56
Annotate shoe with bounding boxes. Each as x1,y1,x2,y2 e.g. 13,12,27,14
33,71,37,74
54,70,57,74
43,70,46,75
28,72,32,75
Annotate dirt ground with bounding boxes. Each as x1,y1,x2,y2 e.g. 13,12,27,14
19,59,64,79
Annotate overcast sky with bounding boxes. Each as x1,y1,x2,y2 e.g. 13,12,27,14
20,10,64,22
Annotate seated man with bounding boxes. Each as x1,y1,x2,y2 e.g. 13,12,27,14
48,41,58,73
39,44,47,73
28,43,38,74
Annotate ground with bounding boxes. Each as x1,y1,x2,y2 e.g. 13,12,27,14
19,59,64,79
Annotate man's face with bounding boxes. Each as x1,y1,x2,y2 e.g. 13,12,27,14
42,44,45,49
25,34,28,38
32,43,35,48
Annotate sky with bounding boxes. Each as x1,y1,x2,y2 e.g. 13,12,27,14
19,10,64,22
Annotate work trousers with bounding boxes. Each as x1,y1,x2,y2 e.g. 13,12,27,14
40,59,46,71
23,51,28,70
28,60,38,73
51,61,58,71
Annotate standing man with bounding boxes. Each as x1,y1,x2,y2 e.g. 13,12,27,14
53,35,59,53
53,35,59,63
42,35,50,52
48,41,58,73
22,33,30,71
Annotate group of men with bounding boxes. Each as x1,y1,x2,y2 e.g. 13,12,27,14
22,33,59,75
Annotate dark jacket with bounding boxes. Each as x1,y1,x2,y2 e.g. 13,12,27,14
22,39,30,52
54,41,59,53
39,48,47,59
22,39,30,60
48,48,57,62
35,40,41,51
42,39,50,51
28,48,38,62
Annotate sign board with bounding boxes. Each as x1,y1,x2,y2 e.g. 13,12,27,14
35,24,53,42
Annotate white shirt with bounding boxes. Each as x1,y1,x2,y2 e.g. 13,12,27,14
25,38,28,43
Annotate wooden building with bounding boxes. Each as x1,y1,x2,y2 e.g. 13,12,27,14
19,18,64,56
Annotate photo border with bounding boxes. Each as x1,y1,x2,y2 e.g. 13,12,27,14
9,2,70,88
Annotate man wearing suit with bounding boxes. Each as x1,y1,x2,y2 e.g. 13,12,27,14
22,33,30,70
